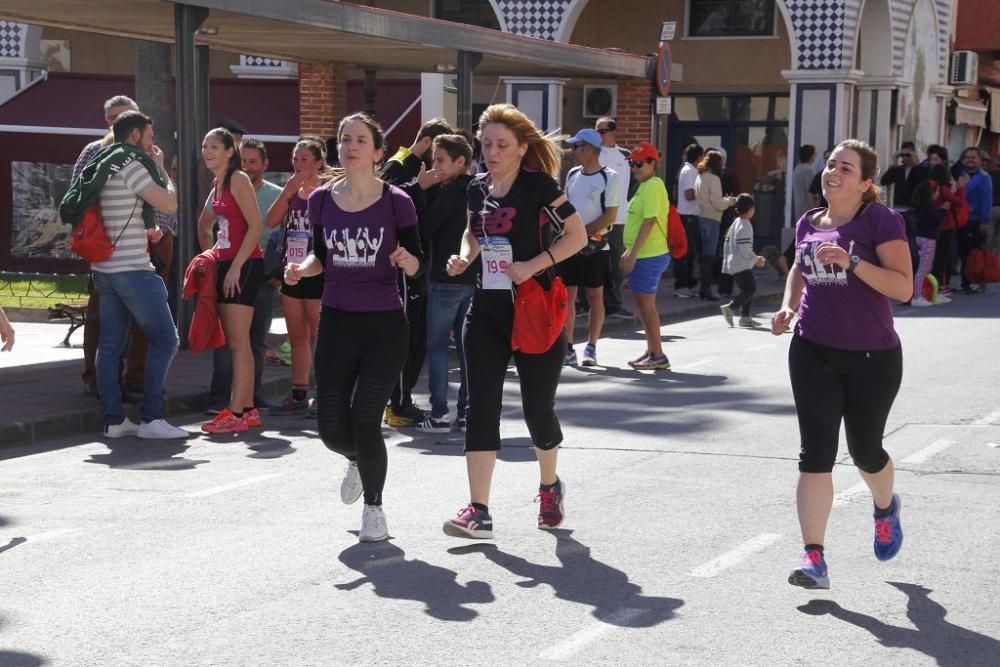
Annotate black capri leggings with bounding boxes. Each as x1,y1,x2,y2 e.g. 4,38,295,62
463,295,565,452
789,334,902,474
314,307,408,506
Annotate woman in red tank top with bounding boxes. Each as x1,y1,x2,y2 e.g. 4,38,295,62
197,127,265,434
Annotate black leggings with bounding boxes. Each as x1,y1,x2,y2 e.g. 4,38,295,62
727,269,756,316
463,293,565,452
314,307,408,506
789,334,902,474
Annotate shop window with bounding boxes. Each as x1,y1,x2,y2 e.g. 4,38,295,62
673,96,730,122
434,0,501,30
688,0,775,38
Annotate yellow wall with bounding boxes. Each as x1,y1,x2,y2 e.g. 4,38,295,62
569,0,792,94
41,27,240,78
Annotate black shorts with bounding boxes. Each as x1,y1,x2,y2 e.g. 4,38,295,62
216,257,265,306
559,250,610,289
281,273,325,300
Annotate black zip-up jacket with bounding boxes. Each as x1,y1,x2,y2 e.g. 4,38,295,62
420,174,474,285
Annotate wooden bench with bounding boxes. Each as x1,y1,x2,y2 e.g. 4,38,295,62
47,302,88,348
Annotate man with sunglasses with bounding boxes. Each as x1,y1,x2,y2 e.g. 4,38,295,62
595,117,634,319
880,141,928,267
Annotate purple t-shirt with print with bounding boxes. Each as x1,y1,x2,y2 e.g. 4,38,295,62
307,182,417,312
794,203,907,351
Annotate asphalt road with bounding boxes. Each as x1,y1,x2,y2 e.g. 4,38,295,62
2,291,999,666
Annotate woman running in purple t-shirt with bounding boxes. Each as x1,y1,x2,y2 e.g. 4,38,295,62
771,139,914,589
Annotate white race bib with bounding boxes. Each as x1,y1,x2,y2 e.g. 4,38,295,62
285,230,310,263
481,236,513,291
217,214,231,250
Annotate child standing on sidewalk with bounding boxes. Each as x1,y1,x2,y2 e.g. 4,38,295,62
909,176,946,307
721,193,766,327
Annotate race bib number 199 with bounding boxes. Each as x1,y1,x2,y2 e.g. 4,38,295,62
481,236,513,290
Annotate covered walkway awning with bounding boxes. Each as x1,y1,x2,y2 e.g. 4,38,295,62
0,0,649,79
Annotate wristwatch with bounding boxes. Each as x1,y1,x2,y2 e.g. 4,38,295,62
846,254,861,272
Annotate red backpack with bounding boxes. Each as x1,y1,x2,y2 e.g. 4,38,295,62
70,203,114,262
667,205,688,259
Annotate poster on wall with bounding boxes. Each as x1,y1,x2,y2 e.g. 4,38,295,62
11,161,74,259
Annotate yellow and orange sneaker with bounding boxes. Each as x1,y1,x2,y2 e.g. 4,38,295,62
201,408,248,434
244,408,262,428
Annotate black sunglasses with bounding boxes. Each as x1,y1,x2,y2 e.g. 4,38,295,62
628,160,650,168
596,128,613,134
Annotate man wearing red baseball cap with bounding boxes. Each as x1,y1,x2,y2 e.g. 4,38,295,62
621,141,673,370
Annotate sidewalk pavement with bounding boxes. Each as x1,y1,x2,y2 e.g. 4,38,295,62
0,270,786,449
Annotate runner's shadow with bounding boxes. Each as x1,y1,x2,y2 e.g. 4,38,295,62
395,435,538,462
799,582,1000,666
336,540,494,622
0,652,44,667
449,530,683,627
85,441,209,470
0,537,26,555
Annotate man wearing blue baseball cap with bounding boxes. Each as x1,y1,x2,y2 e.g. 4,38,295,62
559,128,621,367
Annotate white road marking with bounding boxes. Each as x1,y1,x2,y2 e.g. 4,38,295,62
187,473,284,498
987,442,1000,449
901,439,956,465
689,533,782,577
538,607,647,660
832,480,868,507
27,528,79,542
972,407,1000,426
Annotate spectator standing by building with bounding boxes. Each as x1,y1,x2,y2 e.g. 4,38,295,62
772,139,912,590
203,137,282,414
954,147,993,294
198,128,266,434
621,141,672,371
931,164,968,298
673,143,703,298
720,194,766,327
67,111,186,440
284,113,423,542
560,128,620,368
988,152,1000,254
417,134,475,433
909,175,946,307
694,150,736,301
265,137,330,416
879,141,928,261
381,118,454,428
74,95,139,397
792,145,817,223
595,117,633,319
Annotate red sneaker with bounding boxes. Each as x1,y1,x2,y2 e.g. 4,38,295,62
536,479,566,530
245,408,262,428
201,408,248,433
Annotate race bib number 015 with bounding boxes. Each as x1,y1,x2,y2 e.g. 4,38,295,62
285,230,310,262
481,236,513,290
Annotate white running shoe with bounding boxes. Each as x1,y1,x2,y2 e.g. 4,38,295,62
340,462,363,505
359,505,389,542
911,296,933,307
934,294,951,304
136,419,189,440
103,418,139,439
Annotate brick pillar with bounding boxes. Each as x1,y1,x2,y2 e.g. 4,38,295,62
615,77,654,150
298,63,348,139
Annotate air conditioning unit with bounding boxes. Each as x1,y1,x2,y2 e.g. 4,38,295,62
583,85,617,119
949,50,978,87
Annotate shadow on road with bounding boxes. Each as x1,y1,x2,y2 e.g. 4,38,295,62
245,435,297,460
336,540,494,622
449,530,684,627
85,440,209,471
0,617,47,666
396,435,537,462
798,581,1000,666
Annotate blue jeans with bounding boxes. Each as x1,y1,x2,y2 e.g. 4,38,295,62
425,282,473,420
698,218,721,258
92,270,178,424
